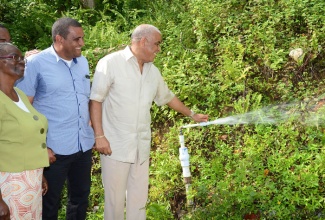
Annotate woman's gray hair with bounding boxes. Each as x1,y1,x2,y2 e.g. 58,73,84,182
0,42,17,55
131,24,161,42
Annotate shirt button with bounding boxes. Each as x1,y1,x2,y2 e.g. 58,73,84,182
41,143,46,149
33,115,39,120
40,128,45,134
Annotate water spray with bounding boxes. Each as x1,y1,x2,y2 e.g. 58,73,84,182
178,98,325,209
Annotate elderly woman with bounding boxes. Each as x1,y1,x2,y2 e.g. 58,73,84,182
0,43,49,220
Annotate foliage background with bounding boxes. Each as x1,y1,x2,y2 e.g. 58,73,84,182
2,0,325,219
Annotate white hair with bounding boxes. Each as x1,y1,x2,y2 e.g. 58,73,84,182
131,24,161,42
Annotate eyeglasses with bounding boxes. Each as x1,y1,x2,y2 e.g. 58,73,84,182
0,55,26,63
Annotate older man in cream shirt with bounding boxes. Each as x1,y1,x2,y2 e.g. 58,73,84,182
90,24,208,220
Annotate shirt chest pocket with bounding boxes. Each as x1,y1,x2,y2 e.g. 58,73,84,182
113,77,138,98
69,75,90,97
82,77,91,97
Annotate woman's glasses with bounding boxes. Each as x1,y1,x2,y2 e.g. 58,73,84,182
0,55,26,63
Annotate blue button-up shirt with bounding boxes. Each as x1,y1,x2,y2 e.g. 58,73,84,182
16,46,94,155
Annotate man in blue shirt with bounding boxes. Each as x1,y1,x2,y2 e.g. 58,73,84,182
16,17,94,220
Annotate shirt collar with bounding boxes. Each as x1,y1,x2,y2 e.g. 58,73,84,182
123,45,135,61
123,45,153,65
50,45,77,64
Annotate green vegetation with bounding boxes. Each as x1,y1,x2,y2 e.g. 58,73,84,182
2,0,325,218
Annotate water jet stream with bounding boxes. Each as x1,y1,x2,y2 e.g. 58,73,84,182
181,99,325,129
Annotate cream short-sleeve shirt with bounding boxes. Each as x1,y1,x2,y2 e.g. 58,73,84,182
90,46,174,164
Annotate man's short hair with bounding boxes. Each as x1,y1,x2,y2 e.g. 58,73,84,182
52,17,82,42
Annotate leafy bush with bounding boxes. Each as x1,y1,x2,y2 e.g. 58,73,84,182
3,0,325,219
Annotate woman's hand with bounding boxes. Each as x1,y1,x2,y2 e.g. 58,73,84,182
0,199,10,220
42,175,48,196
24,49,40,58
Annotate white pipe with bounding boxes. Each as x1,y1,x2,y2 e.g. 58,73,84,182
179,136,191,177
179,130,193,207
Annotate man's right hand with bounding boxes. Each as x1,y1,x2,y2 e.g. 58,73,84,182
93,137,112,156
0,199,10,220
47,148,56,164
